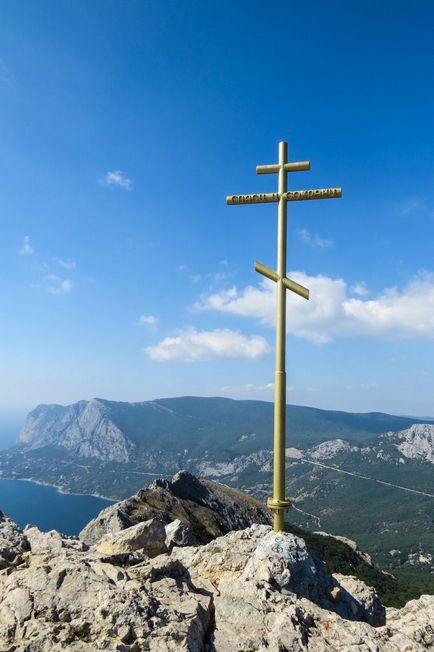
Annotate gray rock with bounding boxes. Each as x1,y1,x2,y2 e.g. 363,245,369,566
389,423,434,464
385,594,434,649
333,573,385,626
24,525,88,555
0,518,433,651
0,511,30,570
165,518,199,550
0,530,211,650
95,517,167,557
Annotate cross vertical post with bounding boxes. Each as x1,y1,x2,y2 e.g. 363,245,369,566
226,140,342,532
273,141,289,532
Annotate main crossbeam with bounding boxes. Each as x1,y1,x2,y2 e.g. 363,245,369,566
226,187,342,205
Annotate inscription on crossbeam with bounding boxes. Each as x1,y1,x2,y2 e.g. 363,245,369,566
286,187,342,201
226,192,279,205
227,188,342,206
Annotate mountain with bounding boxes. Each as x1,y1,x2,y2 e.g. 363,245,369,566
1,473,433,651
17,395,429,462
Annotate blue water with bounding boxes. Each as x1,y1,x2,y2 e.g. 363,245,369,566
0,479,112,535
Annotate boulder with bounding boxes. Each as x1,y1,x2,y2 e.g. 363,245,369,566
333,573,385,626
94,517,167,557
24,525,88,555
165,518,199,550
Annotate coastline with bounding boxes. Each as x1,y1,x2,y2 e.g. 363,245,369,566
0,476,116,503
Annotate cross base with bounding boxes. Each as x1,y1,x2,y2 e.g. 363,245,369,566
267,497,291,510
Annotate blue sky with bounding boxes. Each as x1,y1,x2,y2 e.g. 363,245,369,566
1,0,434,415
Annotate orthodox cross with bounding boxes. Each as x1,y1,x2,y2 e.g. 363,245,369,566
226,141,342,532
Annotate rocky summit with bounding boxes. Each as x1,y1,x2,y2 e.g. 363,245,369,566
1,475,434,651
79,470,273,545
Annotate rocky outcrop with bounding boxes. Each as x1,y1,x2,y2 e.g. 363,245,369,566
19,399,133,462
306,438,358,460
1,519,433,651
80,470,272,545
0,511,30,570
389,423,434,464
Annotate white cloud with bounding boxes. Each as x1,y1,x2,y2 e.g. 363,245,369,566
195,271,434,344
100,170,133,191
139,314,158,327
297,228,333,249
351,281,369,296
56,258,76,270
45,275,72,295
145,328,269,362
19,236,34,256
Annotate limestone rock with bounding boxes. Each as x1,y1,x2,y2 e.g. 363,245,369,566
165,518,199,550
171,525,385,627
0,511,29,570
390,423,434,464
333,572,385,626
0,524,211,651
385,594,434,649
94,517,167,557
19,398,134,462
24,525,88,555
1,486,433,651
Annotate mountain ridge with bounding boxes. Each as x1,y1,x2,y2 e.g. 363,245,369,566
18,395,431,463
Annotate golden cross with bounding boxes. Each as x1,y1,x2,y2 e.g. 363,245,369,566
226,140,342,532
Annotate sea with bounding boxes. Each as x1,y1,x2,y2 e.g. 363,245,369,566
0,413,112,535
0,479,112,536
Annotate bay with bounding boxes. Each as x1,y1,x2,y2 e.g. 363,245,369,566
0,479,112,535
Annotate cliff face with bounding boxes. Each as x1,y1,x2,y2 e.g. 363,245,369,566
19,399,133,463
1,473,434,651
390,423,434,463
